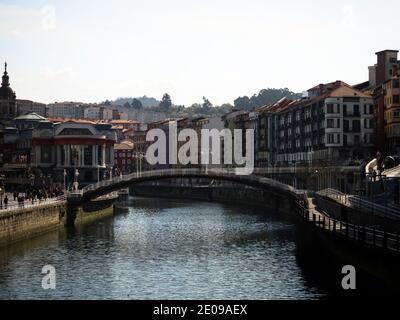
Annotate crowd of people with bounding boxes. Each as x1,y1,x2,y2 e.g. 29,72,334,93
1,186,64,210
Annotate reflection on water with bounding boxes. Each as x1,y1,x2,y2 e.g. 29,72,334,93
0,197,330,299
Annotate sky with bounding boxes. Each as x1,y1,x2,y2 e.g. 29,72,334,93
0,0,399,106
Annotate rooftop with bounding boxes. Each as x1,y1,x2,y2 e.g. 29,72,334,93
14,112,47,121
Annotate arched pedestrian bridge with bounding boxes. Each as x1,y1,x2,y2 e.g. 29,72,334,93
69,168,302,204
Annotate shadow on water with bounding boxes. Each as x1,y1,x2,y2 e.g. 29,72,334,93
294,222,400,297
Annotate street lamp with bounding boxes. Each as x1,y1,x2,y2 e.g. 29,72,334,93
63,169,67,191
0,174,5,209
74,169,79,191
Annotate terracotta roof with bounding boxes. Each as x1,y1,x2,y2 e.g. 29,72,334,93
110,119,140,124
47,117,97,125
114,140,134,150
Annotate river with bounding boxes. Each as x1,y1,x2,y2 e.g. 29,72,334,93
0,196,387,299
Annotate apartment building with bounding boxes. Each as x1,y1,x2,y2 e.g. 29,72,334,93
253,81,374,167
17,99,47,117
47,102,86,119
370,50,400,153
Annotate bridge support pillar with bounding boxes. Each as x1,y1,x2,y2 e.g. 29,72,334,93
66,203,79,227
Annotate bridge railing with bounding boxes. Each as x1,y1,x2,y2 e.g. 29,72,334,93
81,168,300,195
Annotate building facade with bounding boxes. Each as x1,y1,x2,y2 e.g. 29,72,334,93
47,102,85,119
253,82,374,168
31,121,117,186
370,50,400,154
17,99,47,117
114,140,134,174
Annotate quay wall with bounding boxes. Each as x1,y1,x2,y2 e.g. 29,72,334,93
0,198,116,246
0,203,67,246
129,184,296,215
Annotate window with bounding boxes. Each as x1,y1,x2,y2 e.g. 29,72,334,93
327,119,335,128
353,120,361,132
327,104,334,114
84,146,93,166
394,95,400,104
393,80,400,89
354,105,360,115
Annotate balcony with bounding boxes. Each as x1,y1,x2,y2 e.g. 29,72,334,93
344,112,361,117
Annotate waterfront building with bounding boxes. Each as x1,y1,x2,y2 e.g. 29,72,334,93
369,50,400,154
31,120,117,186
255,82,374,167
114,139,134,174
381,65,400,155
1,113,50,189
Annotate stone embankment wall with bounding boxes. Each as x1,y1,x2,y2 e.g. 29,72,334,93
0,203,67,246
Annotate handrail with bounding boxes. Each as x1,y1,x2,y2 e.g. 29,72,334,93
317,189,400,219
295,200,400,253
0,196,66,214
81,168,301,196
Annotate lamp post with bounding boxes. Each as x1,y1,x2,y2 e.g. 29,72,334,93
74,169,79,191
0,173,5,209
63,169,67,191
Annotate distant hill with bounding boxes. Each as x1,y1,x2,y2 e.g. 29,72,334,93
112,96,160,108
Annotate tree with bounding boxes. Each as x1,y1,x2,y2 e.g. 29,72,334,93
123,102,131,108
202,97,212,110
159,93,172,110
131,98,143,110
234,88,301,110
234,96,252,110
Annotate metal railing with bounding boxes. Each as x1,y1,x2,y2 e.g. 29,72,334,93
81,168,300,195
0,196,66,214
317,188,400,219
295,200,400,253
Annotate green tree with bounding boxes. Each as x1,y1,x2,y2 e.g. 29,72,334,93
202,97,213,110
131,98,143,110
159,93,172,110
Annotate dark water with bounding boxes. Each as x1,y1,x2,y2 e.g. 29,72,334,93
0,197,391,300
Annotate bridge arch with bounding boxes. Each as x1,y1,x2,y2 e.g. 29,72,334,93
77,168,298,204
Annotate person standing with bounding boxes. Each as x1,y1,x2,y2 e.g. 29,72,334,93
3,195,8,209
